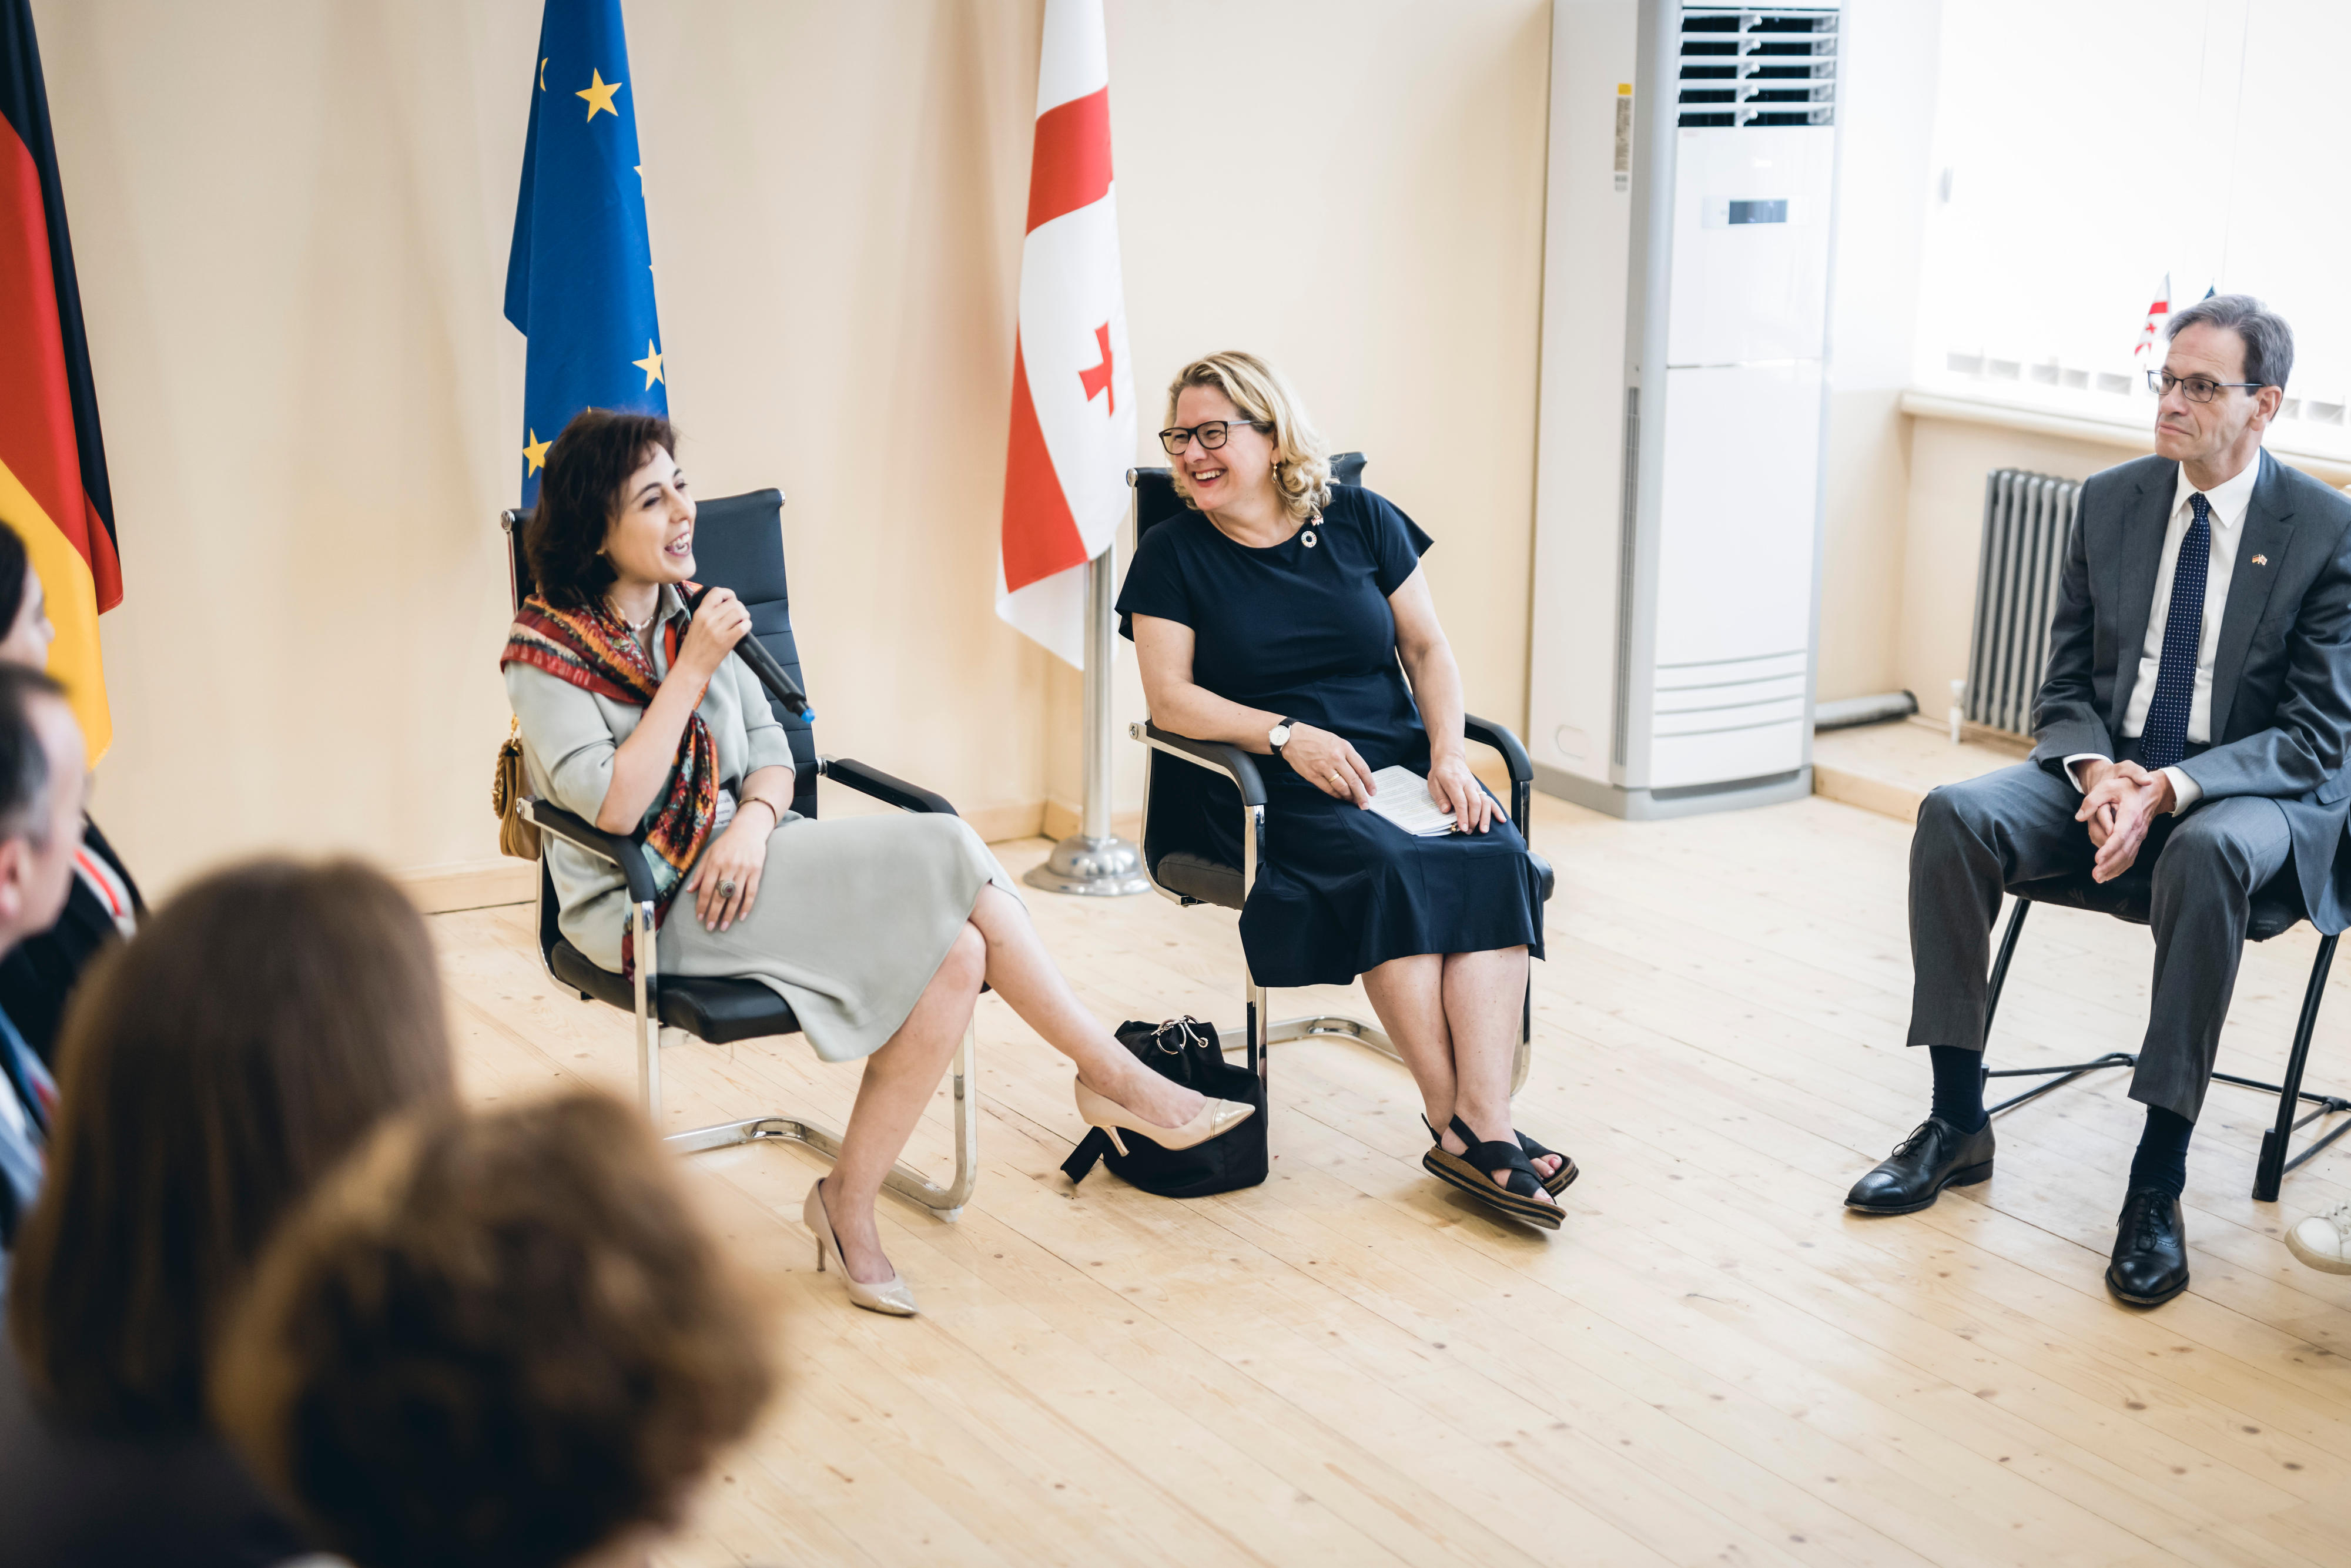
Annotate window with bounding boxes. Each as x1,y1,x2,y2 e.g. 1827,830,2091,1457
1915,0,2349,448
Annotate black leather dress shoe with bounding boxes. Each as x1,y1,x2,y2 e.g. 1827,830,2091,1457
1844,1116,1996,1215
2106,1187,2191,1306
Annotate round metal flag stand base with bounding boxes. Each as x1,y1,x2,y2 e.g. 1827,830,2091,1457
1023,833,1150,897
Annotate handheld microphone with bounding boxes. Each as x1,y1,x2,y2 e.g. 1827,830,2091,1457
683,585,812,719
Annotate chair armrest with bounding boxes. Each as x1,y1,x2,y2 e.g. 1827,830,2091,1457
1133,722,1268,808
1461,713,1533,783
522,799,659,907
822,756,959,816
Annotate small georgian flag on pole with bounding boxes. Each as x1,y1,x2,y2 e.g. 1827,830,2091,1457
2133,273,2170,359
996,0,1135,668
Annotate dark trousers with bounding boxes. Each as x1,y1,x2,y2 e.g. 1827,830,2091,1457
1907,755,2293,1120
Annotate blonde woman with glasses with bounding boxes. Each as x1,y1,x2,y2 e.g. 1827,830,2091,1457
1117,351,1570,1230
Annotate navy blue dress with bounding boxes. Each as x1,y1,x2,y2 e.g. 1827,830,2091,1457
1117,484,1546,987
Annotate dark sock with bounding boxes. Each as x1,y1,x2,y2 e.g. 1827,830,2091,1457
1928,1046,1988,1133
2128,1105,2195,1198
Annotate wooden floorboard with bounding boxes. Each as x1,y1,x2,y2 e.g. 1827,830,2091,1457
430,790,2351,1567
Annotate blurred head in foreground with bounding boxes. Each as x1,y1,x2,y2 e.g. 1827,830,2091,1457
7,856,454,1428
214,1090,775,1568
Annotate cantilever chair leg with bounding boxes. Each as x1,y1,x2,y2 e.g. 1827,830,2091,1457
1211,1001,1532,1095
660,1021,980,1221
1138,724,1536,1099
629,899,977,1221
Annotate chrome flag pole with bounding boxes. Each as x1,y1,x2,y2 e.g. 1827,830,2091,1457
1024,540,1147,896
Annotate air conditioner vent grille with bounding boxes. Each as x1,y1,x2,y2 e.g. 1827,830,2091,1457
1677,8,1837,129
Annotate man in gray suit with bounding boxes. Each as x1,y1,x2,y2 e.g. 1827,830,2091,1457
1846,296,2351,1308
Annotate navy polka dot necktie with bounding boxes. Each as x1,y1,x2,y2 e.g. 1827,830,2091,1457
2140,492,2212,773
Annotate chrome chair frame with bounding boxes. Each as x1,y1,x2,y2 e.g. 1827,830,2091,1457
520,795,978,1221
1128,717,1535,1095
1121,454,1545,1095
502,498,976,1220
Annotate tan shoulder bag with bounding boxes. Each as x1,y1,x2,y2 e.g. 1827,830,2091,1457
492,716,540,860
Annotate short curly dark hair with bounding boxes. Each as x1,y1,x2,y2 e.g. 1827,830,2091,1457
524,408,678,608
212,1091,774,1568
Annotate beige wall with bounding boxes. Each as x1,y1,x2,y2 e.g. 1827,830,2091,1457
35,0,1553,896
1894,414,2140,721
1894,411,2351,726
1810,0,1941,705
1076,1,1556,820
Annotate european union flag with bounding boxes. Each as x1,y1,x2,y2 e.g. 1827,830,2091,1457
504,0,665,505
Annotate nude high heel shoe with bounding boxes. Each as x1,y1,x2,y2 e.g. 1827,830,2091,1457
803,1179,917,1317
1074,1080,1255,1156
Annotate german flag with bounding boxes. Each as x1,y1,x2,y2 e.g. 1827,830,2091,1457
1,1,118,760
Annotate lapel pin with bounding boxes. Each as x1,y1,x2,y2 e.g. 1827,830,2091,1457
2252,554,2269,566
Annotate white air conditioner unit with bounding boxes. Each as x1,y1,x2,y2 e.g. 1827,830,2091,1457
1528,0,1840,818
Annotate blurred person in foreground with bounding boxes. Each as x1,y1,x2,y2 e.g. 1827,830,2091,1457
0,521,140,1068
215,1091,774,1568
0,859,456,1566
0,665,91,1284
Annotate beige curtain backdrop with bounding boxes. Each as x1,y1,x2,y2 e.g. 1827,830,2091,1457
35,0,1554,897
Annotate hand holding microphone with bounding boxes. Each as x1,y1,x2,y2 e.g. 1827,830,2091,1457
682,585,811,717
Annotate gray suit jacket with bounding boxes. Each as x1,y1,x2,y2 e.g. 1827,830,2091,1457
2030,450,2351,932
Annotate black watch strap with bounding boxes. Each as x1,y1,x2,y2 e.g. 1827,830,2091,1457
1270,716,1295,759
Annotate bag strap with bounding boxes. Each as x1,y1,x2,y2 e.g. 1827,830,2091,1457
1150,1016,1211,1053
1061,1127,1116,1185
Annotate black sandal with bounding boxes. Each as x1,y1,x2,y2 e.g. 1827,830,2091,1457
1422,1115,1564,1230
1424,1116,1577,1197
1515,1130,1579,1196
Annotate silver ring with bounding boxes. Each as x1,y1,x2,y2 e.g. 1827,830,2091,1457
716,877,738,899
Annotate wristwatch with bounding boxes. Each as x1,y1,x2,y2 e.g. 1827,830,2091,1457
1268,718,1295,758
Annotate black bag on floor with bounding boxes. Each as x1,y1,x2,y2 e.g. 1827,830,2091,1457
1060,1017,1268,1198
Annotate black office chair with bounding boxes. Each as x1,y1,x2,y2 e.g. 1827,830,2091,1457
1125,453,1556,1090
1980,865,2348,1201
498,488,977,1219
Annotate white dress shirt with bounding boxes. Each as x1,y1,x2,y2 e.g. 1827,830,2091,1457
2065,454,2263,812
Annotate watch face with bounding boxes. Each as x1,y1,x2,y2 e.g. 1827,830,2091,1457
1270,724,1291,747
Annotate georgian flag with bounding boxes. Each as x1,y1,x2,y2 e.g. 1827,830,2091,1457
2133,273,2170,358
996,0,1134,668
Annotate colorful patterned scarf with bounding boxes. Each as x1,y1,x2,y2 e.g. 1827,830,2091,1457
501,589,718,969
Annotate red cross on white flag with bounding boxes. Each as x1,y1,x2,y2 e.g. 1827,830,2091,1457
996,0,1135,668
2133,273,2170,358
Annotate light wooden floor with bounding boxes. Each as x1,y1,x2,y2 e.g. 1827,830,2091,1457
434,785,2351,1568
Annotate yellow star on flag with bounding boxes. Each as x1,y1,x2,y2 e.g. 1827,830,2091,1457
576,68,623,121
632,341,665,388
538,56,547,91
523,428,551,474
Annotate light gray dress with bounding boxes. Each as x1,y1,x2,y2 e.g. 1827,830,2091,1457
504,584,1015,1063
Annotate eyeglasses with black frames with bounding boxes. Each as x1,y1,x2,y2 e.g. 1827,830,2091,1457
1158,419,1271,456
2148,369,2266,403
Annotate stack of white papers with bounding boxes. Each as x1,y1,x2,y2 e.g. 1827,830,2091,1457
1361,765,1458,836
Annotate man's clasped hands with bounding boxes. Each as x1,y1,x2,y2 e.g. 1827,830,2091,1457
2075,759,2182,882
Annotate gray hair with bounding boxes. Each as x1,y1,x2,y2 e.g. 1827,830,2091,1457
0,665,66,845
2166,293,2294,391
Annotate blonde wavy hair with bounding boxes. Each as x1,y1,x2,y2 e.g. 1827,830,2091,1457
1166,351,1331,522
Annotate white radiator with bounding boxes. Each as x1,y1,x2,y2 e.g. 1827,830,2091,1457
1965,468,2082,737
